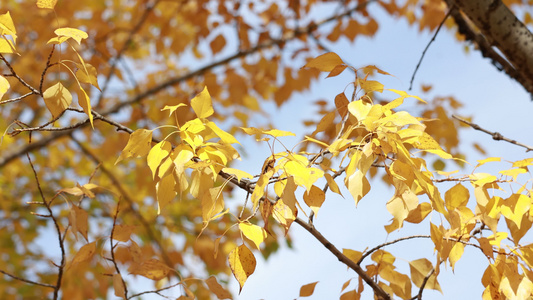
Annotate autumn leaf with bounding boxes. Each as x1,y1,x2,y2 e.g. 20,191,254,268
36,0,57,9
299,282,318,297
43,82,72,118
228,244,256,293
75,63,101,91
77,87,94,128
71,241,96,264
161,103,187,117
129,258,172,281
303,52,344,72
50,27,88,45
113,274,126,298
0,75,9,99
115,129,153,164
303,185,325,216
191,86,214,119
205,276,232,299
239,222,267,249
409,258,442,292
113,225,136,242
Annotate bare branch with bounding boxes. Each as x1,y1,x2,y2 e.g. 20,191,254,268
453,115,533,152
0,269,55,289
110,200,129,298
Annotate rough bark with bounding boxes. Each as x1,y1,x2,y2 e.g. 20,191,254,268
447,0,533,97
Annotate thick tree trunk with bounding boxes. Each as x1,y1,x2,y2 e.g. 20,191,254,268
447,0,533,97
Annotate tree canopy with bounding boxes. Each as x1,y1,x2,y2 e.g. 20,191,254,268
1,0,533,299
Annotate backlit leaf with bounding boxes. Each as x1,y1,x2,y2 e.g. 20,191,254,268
157,174,176,214
239,222,267,249
53,27,88,44
36,0,57,9
43,82,72,118
342,248,362,264
113,225,136,242
72,241,96,264
191,86,214,118
75,63,101,91
77,87,93,128
147,140,172,179
228,244,256,293
113,274,126,298
409,258,441,292
303,185,325,216
0,75,9,99
161,103,187,117
130,258,171,281
303,52,344,72
115,129,153,164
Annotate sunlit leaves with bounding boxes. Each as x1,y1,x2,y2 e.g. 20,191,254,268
71,241,96,264
43,82,72,118
112,225,136,242
115,129,153,164
191,86,214,119
129,258,172,281
48,27,88,45
0,75,9,99
36,0,57,9
303,185,325,216
303,52,344,72
228,244,256,293
162,103,187,117
239,222,267,249
409,259,441,292
75,63,101,91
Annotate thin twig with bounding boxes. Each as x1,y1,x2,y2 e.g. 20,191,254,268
26,143,65,299
0,269,55,289
453,115,533,152
411,268,435,300
358,235,431,265
409,6,455,90
0,92,34,105
110,200,128,298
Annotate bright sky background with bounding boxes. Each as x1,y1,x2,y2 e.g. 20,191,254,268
224,3,533,300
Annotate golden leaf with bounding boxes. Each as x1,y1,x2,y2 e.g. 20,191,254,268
191,86,214,119
77,87,93,128
113,225,136,242
115,129,153,164
303,52,344,72
239,222,267,249
205,276,232,300
299,282,318,297
36,0,57,9
43,82,72,118
72,241,96,264
303,185,325,216
228,244,256,293
53,27,88,45
130,258,171,281
0,75,9,99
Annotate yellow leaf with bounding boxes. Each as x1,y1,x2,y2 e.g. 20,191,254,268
284,155,323,191
0,11,17,42
325,173,343,197
405,202,432,223
470,173,498,187
239,222,267,249
334,92,349,118
113,225,136,242
221,167,253,182
157,174,176,214
54,27,88,45
228,244,256,293
36,0,57,9
501,194,530,229
250,169,274,210
303,185,325,216
205,276,232,300
348,100,372,123
0,39,15,53
172,144,194,174
281,176,298,210
206,121,240,144
512,158,533,168
77,87,93,128
68,205,88,241
444,183,469,211
409,259,442,292
47,36,69,45
303,52,344,72
0,75,9,99
75,63,101,91
346,170,370,206
43,82,72,118
115,129,153,164
147,140,172,179
449,242,464,270
161,103,187,117
130,258,171,281
191,86,214,119
113,274,126,298
272,199,297,235
342,248,362,264
72,241,96,264
359,79,384,93
299,282,318,297
202,186,225,222
340,290,359,300
477,157,501,166
326,64,347,78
